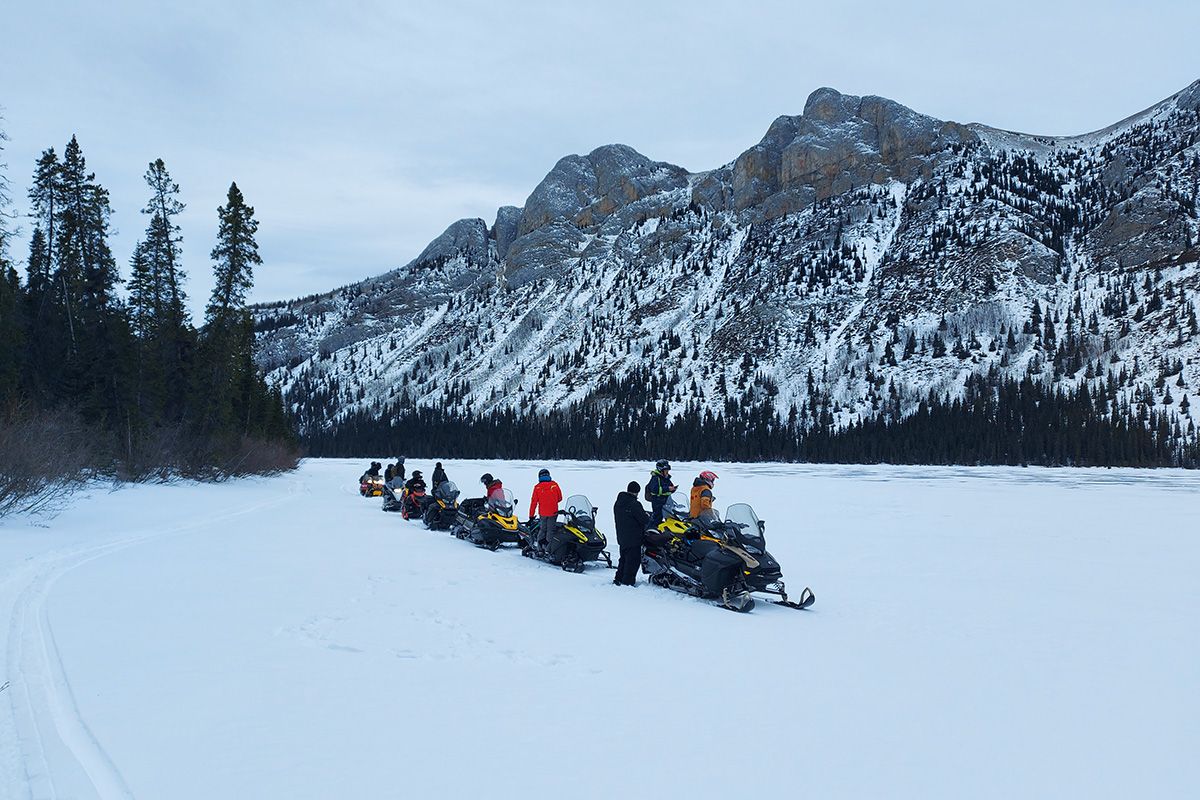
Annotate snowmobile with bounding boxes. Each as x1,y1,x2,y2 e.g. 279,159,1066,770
360,476,385,498
400,488,429,520
519,494,613,572
381,482,405,512
422,481,461,531
712,503,815,610
451,488,525,550
641,493,761,612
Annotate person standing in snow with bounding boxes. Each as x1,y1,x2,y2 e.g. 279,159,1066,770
645,460,677,524
432,462,448,491
689,470,719,522
613,481,650,586
394,457,406,483
384,462,396,483
528,468,563,548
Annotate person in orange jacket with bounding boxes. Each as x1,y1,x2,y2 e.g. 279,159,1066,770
528,468,563,548
689,470,719,521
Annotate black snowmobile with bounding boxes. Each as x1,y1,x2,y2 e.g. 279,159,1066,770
710,503,815,610
423,481,461,531
400,489,429,520
381,481,405,512
642,492,816,613
642,493,758,612
451,488,525,550
519,494,613,572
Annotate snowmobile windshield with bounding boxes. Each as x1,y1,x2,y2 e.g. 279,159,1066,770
726,503,766,549
564,495,593,522
487,488,516,515
437,481,460,502
664,492,690,518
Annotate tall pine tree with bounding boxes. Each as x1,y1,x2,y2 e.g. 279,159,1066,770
55,136,133,434
198,182,262,433
134,158,193,421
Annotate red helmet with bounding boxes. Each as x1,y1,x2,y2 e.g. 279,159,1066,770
700,470,718,483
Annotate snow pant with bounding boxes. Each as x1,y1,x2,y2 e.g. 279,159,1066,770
650,498,667,525
615,542,642,585
538,515,554,546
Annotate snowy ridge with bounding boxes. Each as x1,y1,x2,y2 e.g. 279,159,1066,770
254,81,1200,446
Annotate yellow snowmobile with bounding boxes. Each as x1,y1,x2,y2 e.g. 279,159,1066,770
452,488,525,550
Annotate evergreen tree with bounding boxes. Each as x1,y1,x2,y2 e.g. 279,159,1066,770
55,135,132,431
198,182,266,433
136,159,194,420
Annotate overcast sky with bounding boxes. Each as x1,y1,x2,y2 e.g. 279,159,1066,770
3,0,1197,316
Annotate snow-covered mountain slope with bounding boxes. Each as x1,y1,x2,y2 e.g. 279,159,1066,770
254,81,1200,443
2,459,1197,798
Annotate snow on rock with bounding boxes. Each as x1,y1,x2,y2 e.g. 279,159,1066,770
253,80,1200,444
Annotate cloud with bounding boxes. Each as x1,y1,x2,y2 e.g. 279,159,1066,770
2,0,1197,312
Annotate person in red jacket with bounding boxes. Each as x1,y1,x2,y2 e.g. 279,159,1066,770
528,468,563,548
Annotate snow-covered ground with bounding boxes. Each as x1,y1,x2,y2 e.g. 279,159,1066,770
2,459,1197,799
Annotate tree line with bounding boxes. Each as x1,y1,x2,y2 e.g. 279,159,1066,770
302,366,1198,469
0,124,296,505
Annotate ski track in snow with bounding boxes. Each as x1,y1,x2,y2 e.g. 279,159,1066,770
1,459,1198,798
2,483,298,800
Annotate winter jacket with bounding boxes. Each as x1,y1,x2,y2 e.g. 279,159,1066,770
689,478,715,519
645,471,676,504
613,490,650,548
364,464,381,479
485,479,505,502
384,465,395,482
396,463,406,482
529,479,563,519
432,465,448,488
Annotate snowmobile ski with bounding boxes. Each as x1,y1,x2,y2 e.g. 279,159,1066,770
770,586,816,610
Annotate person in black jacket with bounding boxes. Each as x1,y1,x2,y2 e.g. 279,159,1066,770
404,471,427,494
431,462,448,491
613,481,650,586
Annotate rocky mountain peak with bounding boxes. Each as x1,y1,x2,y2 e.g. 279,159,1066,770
732,87,976,216
517,143,689,237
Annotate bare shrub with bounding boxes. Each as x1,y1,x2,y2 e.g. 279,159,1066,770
0,403,96,516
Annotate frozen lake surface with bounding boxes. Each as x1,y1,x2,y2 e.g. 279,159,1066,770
2,458,1197,798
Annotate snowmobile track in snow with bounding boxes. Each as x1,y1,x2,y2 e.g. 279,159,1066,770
3,483,299,800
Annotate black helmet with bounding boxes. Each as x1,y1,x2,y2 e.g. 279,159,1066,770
656,459,671,472
435,461,443,468
413,470,423,479
538,468,550,479
480,473,494,485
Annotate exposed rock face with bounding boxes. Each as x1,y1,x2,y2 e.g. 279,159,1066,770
412,217,491,267
517,144,689,236
731,88,978,215
491,206,522,260
1086,186,1195,271
253,79,1200,444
